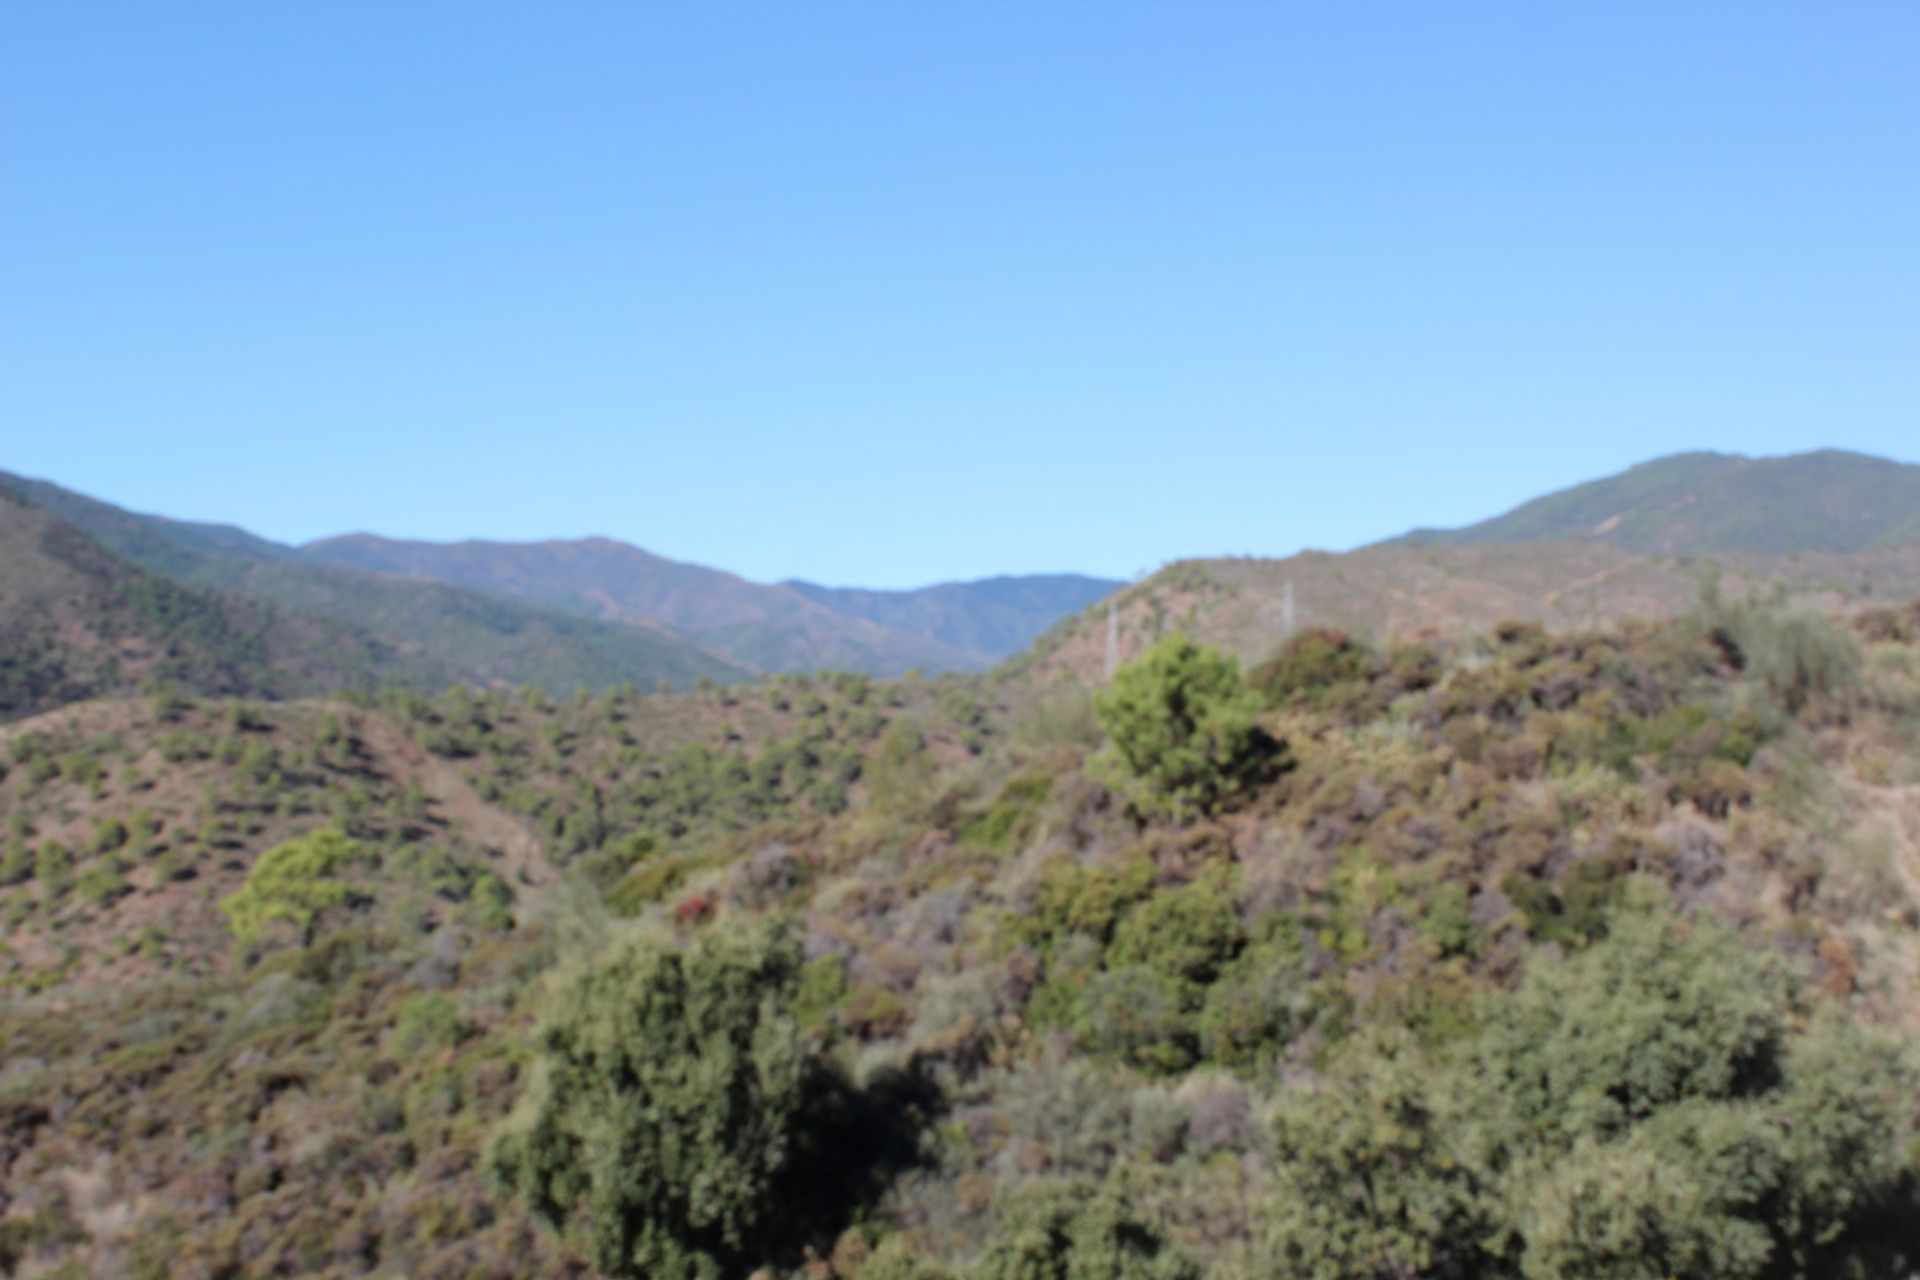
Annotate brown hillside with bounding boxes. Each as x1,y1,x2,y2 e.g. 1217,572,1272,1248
1024,540,1920,681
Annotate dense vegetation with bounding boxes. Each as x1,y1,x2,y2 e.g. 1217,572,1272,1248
2,590,1919,1278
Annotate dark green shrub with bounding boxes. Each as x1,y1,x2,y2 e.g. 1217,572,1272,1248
1095,635,1284,819
1107,874,1243,988
1248,628,1376,708
1252,1027,1491,1280
1501,854,1627,949
77,863,129,907
1471,881,1920,1276
972,1181,1200,1280
35,841,72,897
1197,940,1313,1069
489,922,816,1279
0,840,30,886
1024,857,1156,952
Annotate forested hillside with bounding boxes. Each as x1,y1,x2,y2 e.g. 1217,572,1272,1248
4,585,1917,1277
0,488,444,718
0,474,753,699
1,471,1118,683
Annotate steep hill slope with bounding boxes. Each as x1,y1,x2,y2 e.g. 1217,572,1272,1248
1,473,750,695
3,597,1917,1277
0,489,439,718
0,471,300,577
1020,541,1920,681
302,534,1064,674
1394,449,1920,554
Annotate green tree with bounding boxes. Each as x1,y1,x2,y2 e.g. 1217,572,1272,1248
218,828,367,947
489,921,816,1280
1471,879,1920,1279
972,1181,1200,1280
1094,635,1283,819
1249,881,1920,1280
1251,1026,1494,1280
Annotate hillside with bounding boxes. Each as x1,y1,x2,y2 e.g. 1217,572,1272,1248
0,489,439,718
2,593,1917,1278
1395,449,1920,555
1,472,1118,681
1021,541,1920,683
1,474,751,697
303,534,1114,674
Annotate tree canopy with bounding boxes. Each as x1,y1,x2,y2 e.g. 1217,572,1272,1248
1095,634,1283,819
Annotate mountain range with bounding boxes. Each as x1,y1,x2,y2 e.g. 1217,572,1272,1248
301,533,1117,676
0,469,1121,713
4,448,1917,719
7,449,1919,1278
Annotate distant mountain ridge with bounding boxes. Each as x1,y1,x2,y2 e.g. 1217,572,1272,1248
1,470,1123,693
302,534,1123,676
0,473,749,701
15,446,1911,711
783,574,1120,661
1392,449,1920,555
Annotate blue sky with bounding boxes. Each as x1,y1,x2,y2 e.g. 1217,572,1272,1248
3,3,1916,588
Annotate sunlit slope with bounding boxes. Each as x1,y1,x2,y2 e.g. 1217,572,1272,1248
1394,449,1920,554
1018,541,1920,679
1,472,750,695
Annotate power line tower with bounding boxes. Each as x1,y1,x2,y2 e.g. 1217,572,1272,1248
1283,579,1296,638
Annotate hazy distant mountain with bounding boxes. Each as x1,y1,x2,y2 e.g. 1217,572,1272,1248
303,535,1116,675
0,473,749,697
784,574,1122,659
1392,449,1920,555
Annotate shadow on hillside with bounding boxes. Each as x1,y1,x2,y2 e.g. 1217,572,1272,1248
768,1058,944,1264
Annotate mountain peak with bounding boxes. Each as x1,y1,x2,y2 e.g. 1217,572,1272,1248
1391,448,1920,555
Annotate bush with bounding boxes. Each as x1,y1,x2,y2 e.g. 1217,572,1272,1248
1095,635,1284,819
1079,965,1194,1072
973,1181,1200,1280
1713,600,1863,717
1024,857,1156,952
1471,879,1792,1143
90,818,129,854
1108,874,1242,988
219,828,367,947
489,921,820,1279
1253,1027,1490,1280
1197,940,1312,1070
1248,628,1375,708
1248,880,1920,1278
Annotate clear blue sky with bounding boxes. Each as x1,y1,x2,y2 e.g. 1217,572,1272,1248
4,3,1916,588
